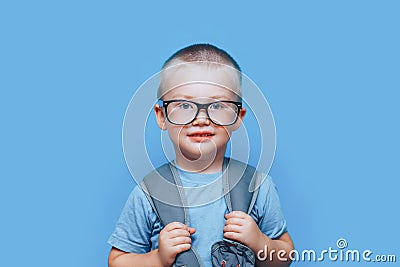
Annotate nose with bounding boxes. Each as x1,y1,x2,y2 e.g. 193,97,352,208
192,108,211,126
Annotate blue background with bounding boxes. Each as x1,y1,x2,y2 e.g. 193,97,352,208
1,1,399,266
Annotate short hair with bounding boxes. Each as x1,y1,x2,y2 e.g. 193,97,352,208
158,44,242,99
162,43,241,73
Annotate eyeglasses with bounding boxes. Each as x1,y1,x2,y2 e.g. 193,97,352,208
162,99,242,126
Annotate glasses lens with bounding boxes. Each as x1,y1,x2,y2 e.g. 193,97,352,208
208,102,239,125
166,101,198,124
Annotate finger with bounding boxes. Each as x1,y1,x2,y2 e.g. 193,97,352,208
223,224,242,233
223,231,242,242
225,211,247,219
170,236,192,246
164,222,189,232
188,227,196,234
225,217,244,226
168,229,191,238
172,243,191,254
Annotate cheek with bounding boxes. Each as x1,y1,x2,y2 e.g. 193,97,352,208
167,126,186,143
216,127,233,141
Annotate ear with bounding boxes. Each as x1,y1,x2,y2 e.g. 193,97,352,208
232,107,246,131
154,104,167,130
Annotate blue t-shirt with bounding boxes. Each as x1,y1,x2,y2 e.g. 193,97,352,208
108,168,287,266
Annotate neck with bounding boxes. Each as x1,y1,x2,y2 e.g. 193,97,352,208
175,150,226,174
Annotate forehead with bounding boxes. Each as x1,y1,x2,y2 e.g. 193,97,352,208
164,83,239,101
159,62,241,100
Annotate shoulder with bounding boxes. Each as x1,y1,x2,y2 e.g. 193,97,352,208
253,174,282,213
252,174,288,237
128,184,150,203
256,173,274,195
123,185,158,220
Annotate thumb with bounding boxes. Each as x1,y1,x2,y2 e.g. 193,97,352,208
189,227,196,234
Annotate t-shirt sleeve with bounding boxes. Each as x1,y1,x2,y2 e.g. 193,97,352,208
108,185,157,253
251,175,288,239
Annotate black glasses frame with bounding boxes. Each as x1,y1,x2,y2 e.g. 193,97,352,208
162,99,242,126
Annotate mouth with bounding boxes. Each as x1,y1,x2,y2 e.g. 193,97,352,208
187,131,215,137
187,131,215,141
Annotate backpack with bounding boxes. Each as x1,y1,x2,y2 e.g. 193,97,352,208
140,157,262,267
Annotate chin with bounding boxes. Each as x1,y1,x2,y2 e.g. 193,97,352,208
180,144,218,161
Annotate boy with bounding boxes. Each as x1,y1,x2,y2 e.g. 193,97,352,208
108,44,294,266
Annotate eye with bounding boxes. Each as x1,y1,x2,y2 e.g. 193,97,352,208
178,102,194,109
209,102,226,110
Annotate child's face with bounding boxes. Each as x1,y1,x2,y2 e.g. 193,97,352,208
154,64,246,164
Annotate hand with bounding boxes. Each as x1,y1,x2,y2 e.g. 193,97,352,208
224,211,263,251
157,222,196,267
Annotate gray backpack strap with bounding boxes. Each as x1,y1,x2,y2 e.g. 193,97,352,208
140,163,202,267
222,157,260,214
140,163,188,225
213,158,260,267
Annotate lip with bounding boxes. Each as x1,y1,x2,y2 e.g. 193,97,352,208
187,131,215,142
